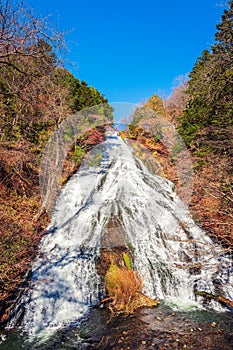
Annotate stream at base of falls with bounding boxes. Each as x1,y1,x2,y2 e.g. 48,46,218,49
1,305,233,349
1,132,233,349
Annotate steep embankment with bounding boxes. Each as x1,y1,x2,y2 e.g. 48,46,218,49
0,126,106,325
126,1,233,249
0,140,47,323
123,131,233,248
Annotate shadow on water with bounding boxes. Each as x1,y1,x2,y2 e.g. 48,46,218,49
2,304,233,349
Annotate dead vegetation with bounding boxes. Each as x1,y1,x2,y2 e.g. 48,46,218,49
122,129,233,248
98,248,159,314
0,127,107,325
0,141,48,323
190,152,233,246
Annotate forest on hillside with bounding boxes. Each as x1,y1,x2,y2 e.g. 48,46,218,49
0,0,232,326
125,1,233,246
0,0,111,322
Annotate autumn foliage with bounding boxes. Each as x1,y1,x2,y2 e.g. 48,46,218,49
83,128,106,148
105,263,158,313
0,0,109,324
124,2,233,247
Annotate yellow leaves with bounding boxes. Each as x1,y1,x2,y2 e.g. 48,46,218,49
145,94,166,117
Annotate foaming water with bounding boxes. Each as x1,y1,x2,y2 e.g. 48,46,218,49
9,132,233,341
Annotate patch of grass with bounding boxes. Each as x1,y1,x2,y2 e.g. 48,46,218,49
105,254,159,314
122,252,131,270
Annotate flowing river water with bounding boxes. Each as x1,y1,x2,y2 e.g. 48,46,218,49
1,133,233,349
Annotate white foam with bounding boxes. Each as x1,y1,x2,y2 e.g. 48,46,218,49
19,133,233,340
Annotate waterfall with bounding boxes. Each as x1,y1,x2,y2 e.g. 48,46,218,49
17,132,233,340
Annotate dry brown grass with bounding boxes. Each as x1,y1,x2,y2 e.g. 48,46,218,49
105,263,159,313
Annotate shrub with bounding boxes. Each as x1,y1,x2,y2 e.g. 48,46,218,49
105,255,159,313
71,145,85,163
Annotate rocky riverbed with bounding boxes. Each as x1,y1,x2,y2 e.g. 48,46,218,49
2,304,229,350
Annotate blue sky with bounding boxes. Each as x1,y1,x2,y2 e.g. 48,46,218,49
29,0,226,104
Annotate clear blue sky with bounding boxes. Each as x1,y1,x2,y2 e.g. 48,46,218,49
29,0,226,104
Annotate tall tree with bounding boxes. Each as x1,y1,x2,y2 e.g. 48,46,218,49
165,79,188,123
0,0,66,140
211,0,233,122
0,0,109,142
179,1,233,153
145,94,166,117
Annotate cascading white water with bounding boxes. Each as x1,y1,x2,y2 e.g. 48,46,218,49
19,132,233,339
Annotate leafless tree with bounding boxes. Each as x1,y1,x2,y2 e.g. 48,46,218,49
0,0,69,139
0,0,65,73
165,79,188,123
